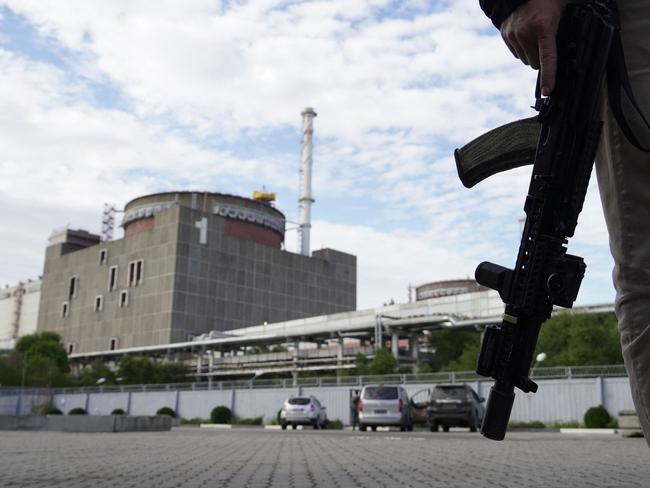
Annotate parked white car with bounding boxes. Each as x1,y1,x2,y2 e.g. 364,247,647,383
280,396,328,430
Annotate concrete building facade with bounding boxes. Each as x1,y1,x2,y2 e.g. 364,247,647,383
37,192,356,354
0,280,41,350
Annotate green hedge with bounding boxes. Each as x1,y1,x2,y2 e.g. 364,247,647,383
210,406,232,424
584,405,611,428
68,407,87,415
326,419,344,430
111,408,126,415
156,407,176,418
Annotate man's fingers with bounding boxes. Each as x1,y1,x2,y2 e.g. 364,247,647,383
538,36,557,96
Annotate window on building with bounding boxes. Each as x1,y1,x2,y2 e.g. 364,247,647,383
119,290,129,308
67,343,76,355
94,295,103,312
108,265,118,291
99,249,108,265
128,260,144,287
109,338,118,351
68,276,77,299
61,301,69,318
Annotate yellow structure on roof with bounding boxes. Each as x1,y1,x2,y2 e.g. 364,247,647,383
253,191,276,203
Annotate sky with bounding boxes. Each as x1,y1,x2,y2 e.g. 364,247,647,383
0,0,615,309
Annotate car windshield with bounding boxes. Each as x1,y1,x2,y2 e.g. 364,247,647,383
432,386,468,400
288,398,311,405
363,387,399,400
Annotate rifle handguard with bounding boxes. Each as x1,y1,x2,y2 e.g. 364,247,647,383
454,117,540,188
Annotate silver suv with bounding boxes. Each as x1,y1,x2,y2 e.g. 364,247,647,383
280,396,328,430
358,385,413,432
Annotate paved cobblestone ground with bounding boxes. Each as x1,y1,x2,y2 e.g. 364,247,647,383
0,428,648,488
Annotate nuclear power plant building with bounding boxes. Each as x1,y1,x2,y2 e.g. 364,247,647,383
37,191,357,354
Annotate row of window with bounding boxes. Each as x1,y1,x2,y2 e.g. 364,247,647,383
67,259,144,300
67,337,118,355
61,290,129,318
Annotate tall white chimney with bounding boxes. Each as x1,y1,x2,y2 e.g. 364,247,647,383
298,107,317,256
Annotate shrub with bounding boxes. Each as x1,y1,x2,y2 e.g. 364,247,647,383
584,405,612,428
32,402,62,415
111,408,126,415
156,407,176,418
210,406,232,424
326,419,344,430
68,407,87,415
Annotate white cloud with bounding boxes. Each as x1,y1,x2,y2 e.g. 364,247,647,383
0,0,615,308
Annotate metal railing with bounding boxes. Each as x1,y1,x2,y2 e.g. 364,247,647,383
20,364,627,395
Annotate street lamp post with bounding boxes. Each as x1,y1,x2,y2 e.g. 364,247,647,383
17,352,28,416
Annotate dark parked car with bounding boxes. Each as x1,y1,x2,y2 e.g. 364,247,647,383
427,384,485,432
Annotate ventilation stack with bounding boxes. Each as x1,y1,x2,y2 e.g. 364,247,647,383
298,107,317,256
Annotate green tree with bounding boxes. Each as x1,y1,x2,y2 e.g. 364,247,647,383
366,348,398,375
15,332,70,374
118,356,157,384
355,353,370,375
155,362,190,383
535,313,623,366
117,356,190,384
428,329,482,371
78,361,117,386
443,337,481,372
5,332,72,387
0,354,21,386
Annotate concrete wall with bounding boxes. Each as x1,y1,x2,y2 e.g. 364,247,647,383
0,377,617,425
38,210,180,353
172,207,356,340
0,415,172,432
0,280,41,350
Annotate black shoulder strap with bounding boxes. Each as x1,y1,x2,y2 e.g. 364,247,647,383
606,31,650,152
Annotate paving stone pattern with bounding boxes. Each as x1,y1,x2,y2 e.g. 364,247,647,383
0,429,648,488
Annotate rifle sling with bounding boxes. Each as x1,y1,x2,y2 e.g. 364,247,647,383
606,31,650,153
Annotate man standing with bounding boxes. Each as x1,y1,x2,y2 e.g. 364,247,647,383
478,0,650,447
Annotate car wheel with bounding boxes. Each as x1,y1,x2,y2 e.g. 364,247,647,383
371,426,377,432
291,424,297,430
430,421,439,432
281,422,287,430
442,425,450,432
312,421,319,430
359,424,367,432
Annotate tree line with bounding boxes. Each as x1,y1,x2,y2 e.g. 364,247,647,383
0,312,623,387
0,332,189,387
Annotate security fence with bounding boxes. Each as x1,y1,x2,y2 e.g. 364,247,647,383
40,364,627,395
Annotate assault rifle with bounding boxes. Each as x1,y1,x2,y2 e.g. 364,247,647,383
454,1,617,440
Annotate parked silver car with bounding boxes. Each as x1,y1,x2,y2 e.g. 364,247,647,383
280,395,328,430
358,385,413,431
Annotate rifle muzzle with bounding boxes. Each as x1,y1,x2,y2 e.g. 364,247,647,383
480,385,515,441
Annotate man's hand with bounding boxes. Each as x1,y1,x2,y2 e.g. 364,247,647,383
500,0,572,96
